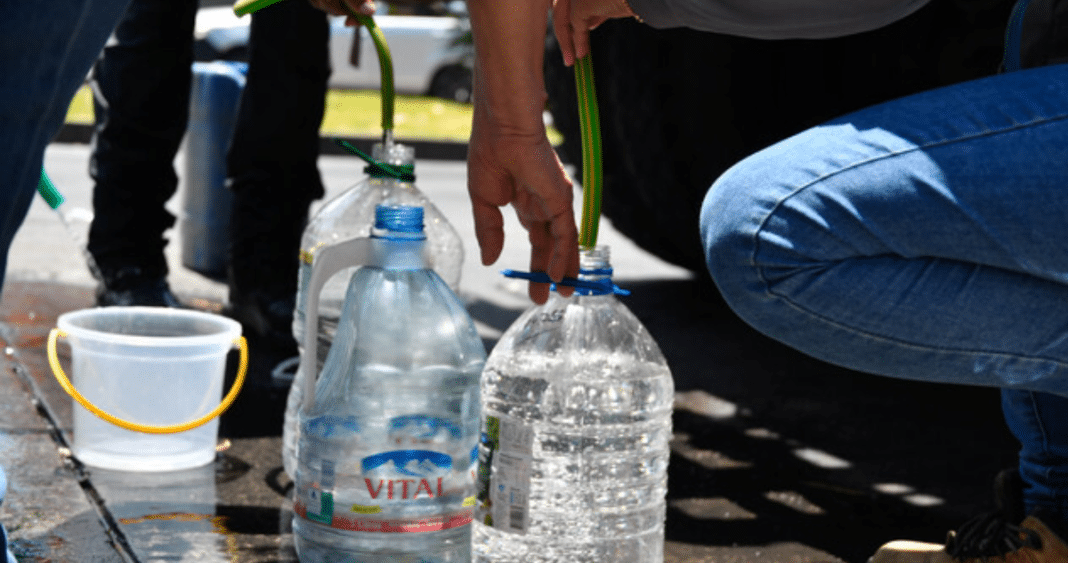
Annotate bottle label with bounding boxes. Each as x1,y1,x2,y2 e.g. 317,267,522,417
295,448,476,533
475,415,535,534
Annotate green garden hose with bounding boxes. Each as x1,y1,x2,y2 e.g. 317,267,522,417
232,0,605,248
350,13,395,137
233,0,286,16
574,55,603,249
233,0,395,141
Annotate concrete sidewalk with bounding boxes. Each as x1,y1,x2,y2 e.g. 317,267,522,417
0,142,1021,563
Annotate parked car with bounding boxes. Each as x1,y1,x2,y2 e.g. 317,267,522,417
193,3,472,102
193,6,251,62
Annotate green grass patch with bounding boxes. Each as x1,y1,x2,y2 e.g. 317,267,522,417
323,89,471,140
65,85,562,144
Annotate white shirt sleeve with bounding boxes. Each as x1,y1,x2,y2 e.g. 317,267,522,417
626,0,933,39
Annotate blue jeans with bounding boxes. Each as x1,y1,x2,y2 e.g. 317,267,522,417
0,0,131,285
701,62,1068,520
1,1,131,558
1,466,13,563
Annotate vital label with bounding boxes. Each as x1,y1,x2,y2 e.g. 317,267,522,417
295,449,473,533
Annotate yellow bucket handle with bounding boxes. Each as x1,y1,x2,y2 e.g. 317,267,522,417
46,328,248,435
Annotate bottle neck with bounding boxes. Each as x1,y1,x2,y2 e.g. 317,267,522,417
575,246,614,296
371,232,427,270
370,176,416,193
367,142,416,184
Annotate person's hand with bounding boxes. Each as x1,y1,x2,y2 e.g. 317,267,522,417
465,0,580,303
308,0,375,24
552,0,637,65
467,92,580,304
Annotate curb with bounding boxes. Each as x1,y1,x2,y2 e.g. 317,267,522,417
54,123,470,162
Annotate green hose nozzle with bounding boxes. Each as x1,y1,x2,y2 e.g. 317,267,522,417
37,170,65,210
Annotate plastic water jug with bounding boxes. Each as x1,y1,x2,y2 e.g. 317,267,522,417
282,142,463,477
181,60,247,278
291,204,485,562
473,246,674,562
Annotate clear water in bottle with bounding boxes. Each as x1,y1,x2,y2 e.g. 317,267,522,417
292,205,485,563
283,143,464,477
473,246,674,563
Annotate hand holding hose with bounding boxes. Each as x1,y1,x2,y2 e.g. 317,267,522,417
308,0,375,23
552,0,640,66
467,0,581,304
468,87,579,305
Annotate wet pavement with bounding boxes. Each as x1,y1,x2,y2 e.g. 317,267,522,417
0,141,1021,562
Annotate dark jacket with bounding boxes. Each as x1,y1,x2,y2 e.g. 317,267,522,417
624,0,932,39
1004,0,1068,70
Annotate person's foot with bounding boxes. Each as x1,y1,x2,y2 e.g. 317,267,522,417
223,290,299,387
96,266,183,307
868,468,1055,563
868,509,1068,562
219,291,298,438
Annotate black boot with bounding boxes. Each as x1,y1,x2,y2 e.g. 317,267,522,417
96,265,183,308
222,178,310,383
218,177,315,438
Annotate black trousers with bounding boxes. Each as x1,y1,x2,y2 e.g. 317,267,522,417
88,0,329,298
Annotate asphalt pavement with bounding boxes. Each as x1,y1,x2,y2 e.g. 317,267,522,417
0,138,1021,563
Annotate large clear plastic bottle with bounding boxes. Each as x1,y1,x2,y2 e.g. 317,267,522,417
283,142,464,477
473,246,675,563
292,205,485,562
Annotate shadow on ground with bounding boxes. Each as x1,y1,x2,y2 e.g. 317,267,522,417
454,276,1016,562
622,277,1018,562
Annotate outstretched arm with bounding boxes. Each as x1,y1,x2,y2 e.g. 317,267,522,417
467,0,580,304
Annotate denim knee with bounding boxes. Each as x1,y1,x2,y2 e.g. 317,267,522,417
698,120,938,343
699,151,786,331
697,130,891,358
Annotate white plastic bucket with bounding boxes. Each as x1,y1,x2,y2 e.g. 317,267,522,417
47,307,246,472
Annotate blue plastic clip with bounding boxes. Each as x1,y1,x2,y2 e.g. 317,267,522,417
501,269,631,296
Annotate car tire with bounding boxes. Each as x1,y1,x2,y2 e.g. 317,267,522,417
430,64,474,103
544,0,1013,275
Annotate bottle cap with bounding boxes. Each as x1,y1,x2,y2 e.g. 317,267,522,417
375,205,424,233
500,269,630,296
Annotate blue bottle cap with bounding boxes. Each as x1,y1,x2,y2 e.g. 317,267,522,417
375,205,424,233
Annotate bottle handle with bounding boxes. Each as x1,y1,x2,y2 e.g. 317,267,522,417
301,237,375,411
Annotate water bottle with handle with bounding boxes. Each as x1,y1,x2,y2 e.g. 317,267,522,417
292,204,485,563
282,142,464,477
473,245,674,563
